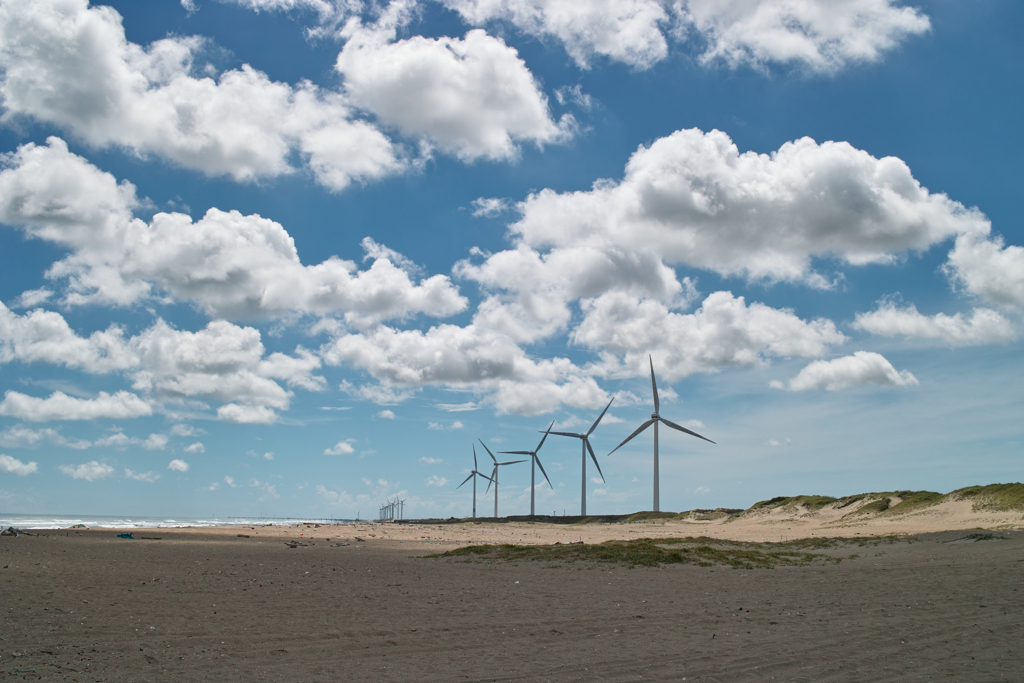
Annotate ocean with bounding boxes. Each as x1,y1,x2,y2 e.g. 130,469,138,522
0,514,359,530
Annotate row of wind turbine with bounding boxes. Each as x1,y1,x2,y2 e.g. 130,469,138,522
458,356,714,517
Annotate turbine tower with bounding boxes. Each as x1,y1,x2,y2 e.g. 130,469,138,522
500,421,555,516
549,398,613,516
608,355,715,511
456,444,494,518
478,439,525,518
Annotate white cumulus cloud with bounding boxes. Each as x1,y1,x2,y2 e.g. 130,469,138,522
59,460,114,481
0,453,38,475
441,0,670,69
217,404,278,424
677,0,931,73
425,474,447,487
167,458,190,472
0,300,135,372
442,0,928,72
0,390,151,421
0,0,402,189
511,128,988,286
854,302,1016,347
324,440,356,455
944,233,1024,309
124,468,160,482
337,18,573,161
0,138,467,320
185,442,206,454
573,290,845,380
774,351,918,391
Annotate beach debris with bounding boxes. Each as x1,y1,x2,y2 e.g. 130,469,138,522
237,534,250,538
331,541,350,547
354,536,366,542
140,536,162,540
285,541,308,548
116,532,135,539
2,526,19,537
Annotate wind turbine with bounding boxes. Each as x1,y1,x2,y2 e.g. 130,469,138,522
456,444,494,518
549,398,614,516
608,355,715,511
500,421,555,517
478,439,526,518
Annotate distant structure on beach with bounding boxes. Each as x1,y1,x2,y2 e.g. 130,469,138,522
378,497,405,521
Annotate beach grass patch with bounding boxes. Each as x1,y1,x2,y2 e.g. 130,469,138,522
624,511,678,523
429,537,843,569
953,483,1024,512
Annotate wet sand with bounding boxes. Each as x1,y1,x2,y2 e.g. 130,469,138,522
3,521,1023,681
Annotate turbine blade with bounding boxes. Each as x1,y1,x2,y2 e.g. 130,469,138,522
548,431,583,438
534,454,553,489
586,397,615,436
499,450,532,455
473,443,478,471
486,466,497,492
476,470,493,483
499,459,527,465
586,439,605,482
535,421,554,452
650,355,660,414
457,473,474,489
658,416,716,444
478,438,498,463
607,418,656,456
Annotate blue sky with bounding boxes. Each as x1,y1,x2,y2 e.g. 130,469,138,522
1,0,1021,519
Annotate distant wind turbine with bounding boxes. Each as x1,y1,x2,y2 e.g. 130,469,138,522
549,398,614,516
608,355,714,512
500,421,555,516
456,444,494,518
478,439,526,518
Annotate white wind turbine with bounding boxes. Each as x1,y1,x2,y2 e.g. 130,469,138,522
549,398,614,516
456,444,494,519
499,421,555,516
608,356,714,511
478,439,526,518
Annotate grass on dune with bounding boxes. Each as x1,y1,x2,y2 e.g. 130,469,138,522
750,495,838,511
953,483,1024,512
429,536,845,569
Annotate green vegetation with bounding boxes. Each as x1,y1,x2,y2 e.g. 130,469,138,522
887,490,945,513
429,537,843,569
846,496,890,515
751,496,790,509
749,495,837,511
961,532,1005,542
623,511,678,523
674,509,741,522
839,490,944,518
952,483,1024,512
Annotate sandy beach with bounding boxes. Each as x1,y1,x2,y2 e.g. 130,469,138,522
4,494,1023,681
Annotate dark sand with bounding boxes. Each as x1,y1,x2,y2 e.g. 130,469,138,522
3,526,1022,681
